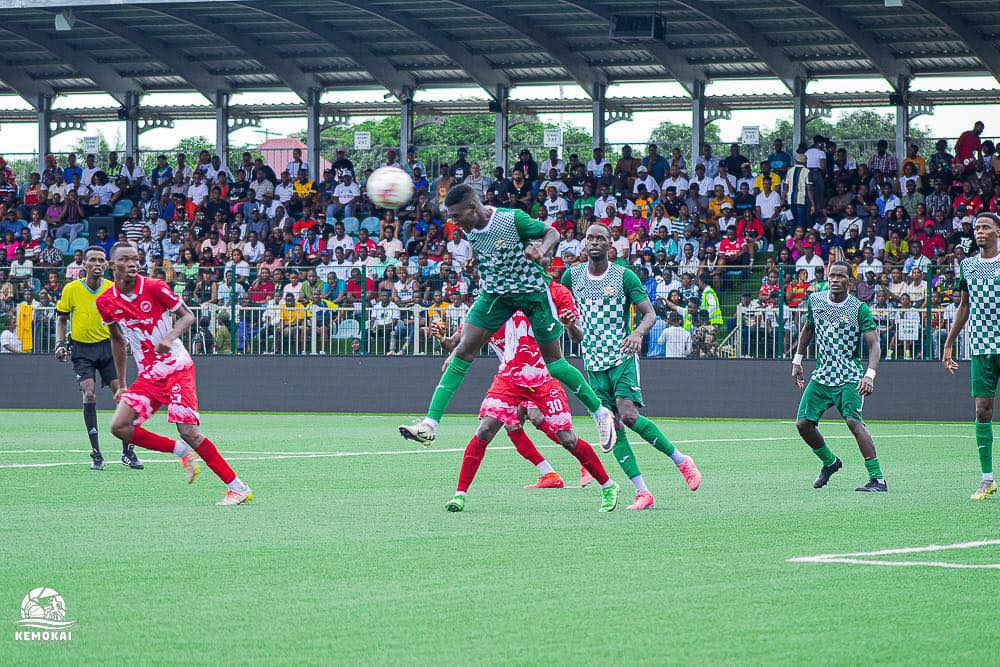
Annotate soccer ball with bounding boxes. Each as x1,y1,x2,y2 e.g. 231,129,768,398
367,167,415,209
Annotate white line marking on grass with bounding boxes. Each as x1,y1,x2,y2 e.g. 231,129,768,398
788,540,1000,570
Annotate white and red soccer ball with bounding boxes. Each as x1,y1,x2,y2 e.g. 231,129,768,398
367,167,415,209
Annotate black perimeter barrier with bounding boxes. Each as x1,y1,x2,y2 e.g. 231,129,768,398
0,356,973,422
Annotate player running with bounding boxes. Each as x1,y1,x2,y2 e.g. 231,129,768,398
97,243,252,506
399,184,616,452
430,281,620,513
561,225,701,510
55,245,143,471
942,212,1000,501
792,261,886,492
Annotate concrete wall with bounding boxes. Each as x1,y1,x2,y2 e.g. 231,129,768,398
0,356,973,421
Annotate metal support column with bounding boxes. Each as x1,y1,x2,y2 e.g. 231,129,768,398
37,94,52,174
493,85,509,171
791,77,807,150
399,87,414,160
690,80,705,167
894,75,910,167
306,88,321,180
214,92,230,164
591,84,606,151
124,91,139,160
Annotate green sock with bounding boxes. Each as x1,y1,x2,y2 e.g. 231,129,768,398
812,445,837,467
864,457,884,480
612,429,641,479
426,357,471,422
975,421,994,474
545,358,601,413
632,415,676,456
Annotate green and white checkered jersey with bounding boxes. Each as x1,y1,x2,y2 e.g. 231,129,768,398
959,255,1000,355
805,292,876,386
563,262,649,372
466,207,549,294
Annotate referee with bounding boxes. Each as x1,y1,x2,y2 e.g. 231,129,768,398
55,246,143,471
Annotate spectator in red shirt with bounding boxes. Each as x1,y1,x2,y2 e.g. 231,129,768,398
718,225,751,266
354,228,377,256
914,221,945,259
954,121,984,173
953,181,984,215
345,267,375,303
249,267,275,303
292,215,318,237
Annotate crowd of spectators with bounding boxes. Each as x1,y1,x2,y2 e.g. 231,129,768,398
0,121,997,357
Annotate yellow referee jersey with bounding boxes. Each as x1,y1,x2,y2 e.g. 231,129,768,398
55,278,113,343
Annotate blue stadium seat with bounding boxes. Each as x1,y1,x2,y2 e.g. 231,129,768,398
112,199,134,219
360,216,380,236
29,277,42,294
333,319,360,340
342,217,360,235
81,219,89,238
68,238,90,256
53,238,70,254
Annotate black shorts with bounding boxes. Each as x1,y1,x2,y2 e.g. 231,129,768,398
71,339,117,387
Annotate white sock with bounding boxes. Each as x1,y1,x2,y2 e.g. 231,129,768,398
670,450,686,465
599,479,614,489
421,417,438,429
984,473,995,482
536,460,555,475
173,440,193,458
227,476,249,493
591,406,611,420
630,474,648,493
454,490,466,497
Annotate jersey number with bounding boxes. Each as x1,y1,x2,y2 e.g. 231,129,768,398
545,398,565,413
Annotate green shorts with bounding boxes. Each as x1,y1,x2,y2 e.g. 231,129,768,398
464,290,563,344
796,380,863,423
587,356,644,411
971,354,1000,398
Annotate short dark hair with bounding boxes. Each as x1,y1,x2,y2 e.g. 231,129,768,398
84,245,106,257
444,183,475,207
109,242,133,259
830,260,853,275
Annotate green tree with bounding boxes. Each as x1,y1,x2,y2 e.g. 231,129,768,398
647,120,721,151
759,111,930,162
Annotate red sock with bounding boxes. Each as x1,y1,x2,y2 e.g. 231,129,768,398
131,426,177,453
456,435,488,493
194,437,236,484
507,428,545,465
568,438,609,485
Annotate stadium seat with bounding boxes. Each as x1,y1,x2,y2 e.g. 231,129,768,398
29,277,41,294
68,238,90,256
333,319,360,340
53,238,69,254
342,217,360,235
88,215,114,239
81,219,89,238
360,217,380,236
112,199,134,219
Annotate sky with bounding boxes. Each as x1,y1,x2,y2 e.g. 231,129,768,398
0,76,997,157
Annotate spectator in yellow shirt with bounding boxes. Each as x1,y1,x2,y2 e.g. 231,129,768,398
900,144,927,177
753,161,781,194
290,170,317,218
278,292,307,350
707,184,734,224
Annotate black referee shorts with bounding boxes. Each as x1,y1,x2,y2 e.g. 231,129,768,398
70,339,118,387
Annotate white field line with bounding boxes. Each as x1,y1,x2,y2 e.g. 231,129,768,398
788,539,1000,570
0,432,949,462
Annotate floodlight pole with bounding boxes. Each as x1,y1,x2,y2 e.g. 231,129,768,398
690,80,705,168
791,77,807,149
123,91,140,160
494,85,509,170
37,94,52,174
894,75,910,167
306,88,321,180
399,87,414,161
214,92,230,165
591,83,606,151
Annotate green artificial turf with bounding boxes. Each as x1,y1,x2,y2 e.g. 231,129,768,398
1,412,997,664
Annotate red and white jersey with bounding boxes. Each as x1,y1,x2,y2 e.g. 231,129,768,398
487,281,577,388
96,276,193,381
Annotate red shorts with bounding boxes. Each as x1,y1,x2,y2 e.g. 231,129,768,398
122,366,201,426
479,375,573,432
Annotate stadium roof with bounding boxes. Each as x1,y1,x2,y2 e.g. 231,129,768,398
1,0,999,111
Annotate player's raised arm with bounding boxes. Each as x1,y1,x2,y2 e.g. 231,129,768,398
513,208,559,260
942,289,969,374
